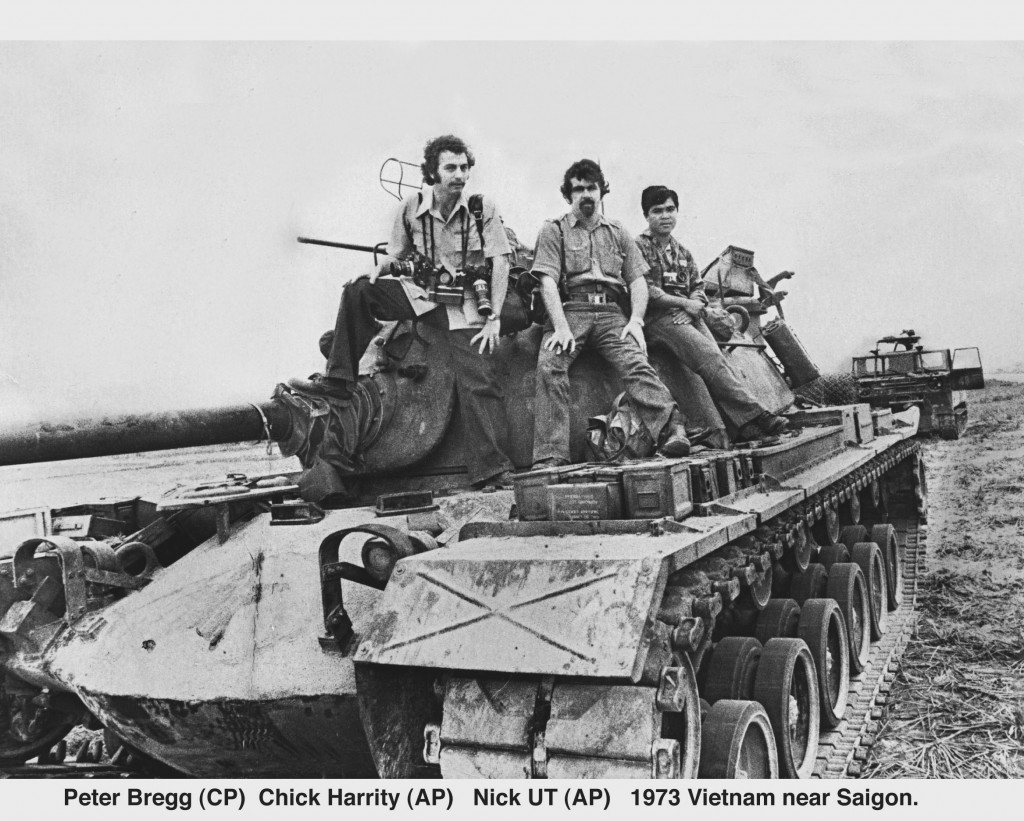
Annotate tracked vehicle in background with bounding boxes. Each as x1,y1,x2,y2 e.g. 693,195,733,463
1,181,927,778
852,330,984,440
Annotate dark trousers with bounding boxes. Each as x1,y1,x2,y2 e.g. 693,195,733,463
326,277,418,383
646,312,765,427
533,308,677,466
326,277,511,484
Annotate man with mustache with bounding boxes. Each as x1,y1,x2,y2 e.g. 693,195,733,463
635,184,789,442
290,134,515,489
530,160,692,469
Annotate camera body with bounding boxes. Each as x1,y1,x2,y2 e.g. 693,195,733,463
660,272,689,298
385,255,493,315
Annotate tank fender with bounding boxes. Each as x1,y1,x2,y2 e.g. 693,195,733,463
354,535,675,681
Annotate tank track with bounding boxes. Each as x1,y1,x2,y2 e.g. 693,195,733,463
812,516,923,777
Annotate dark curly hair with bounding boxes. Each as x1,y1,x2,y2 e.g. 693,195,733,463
560,159,609,202
421,135,475,185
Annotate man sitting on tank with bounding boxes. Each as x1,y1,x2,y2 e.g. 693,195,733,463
530,160,693,470
634,185,789,442
289,134,515,490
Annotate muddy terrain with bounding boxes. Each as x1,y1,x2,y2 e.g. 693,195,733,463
867,380,1024,777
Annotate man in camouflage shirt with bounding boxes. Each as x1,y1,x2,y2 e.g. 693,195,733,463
635,185,788,442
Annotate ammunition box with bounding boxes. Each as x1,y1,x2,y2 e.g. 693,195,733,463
514,468,561,521
687,459,720,504
711,454,743,497
514,465,618,521
872,408,894,435
547,483,621,521
620,460,693,519
788,406,858,444
852,403,875,443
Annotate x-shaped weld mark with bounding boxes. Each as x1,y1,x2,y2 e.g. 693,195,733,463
375,565,628,663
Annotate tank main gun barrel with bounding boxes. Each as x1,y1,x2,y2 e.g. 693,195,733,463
297,237,388,256
0,402,291,467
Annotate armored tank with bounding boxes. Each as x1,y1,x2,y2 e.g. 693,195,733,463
0,237,927,779
852,330,984,440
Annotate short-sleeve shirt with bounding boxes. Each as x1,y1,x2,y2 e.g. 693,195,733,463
388,188,511,330
635,230,707,319
531,213,648,294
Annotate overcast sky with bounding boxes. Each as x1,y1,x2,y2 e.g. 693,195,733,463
2,40,1023,423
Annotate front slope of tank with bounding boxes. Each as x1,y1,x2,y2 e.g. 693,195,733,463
42,507,390,777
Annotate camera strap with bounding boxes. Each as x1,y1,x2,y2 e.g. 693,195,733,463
552,218,568,302
413,192,438,264
466,194,486,272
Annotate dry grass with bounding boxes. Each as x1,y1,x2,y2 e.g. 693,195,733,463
864,381,1024,778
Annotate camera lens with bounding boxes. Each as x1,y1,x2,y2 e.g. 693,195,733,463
473,279,492,316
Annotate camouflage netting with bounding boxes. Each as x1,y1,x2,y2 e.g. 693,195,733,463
794,372,859,406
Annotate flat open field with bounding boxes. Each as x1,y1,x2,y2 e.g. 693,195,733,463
866,380,1024,777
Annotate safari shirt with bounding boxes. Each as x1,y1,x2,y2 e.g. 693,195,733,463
388,187,511,330
635,230,708,320
531,213,648,294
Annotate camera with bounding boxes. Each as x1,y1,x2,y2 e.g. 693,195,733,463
661,272,688,298
384,255,493,315
383,256,438,290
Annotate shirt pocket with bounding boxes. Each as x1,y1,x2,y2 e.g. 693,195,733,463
596,245,624,278
564,241,592,275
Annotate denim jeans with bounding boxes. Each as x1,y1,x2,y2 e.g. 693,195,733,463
533,308,677,465
646,311,764,427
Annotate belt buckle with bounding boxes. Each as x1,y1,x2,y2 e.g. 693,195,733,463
588,293,606,304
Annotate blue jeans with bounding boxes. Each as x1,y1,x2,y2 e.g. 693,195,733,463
533,308,677,465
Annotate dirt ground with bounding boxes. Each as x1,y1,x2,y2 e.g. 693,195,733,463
865,380,1024,777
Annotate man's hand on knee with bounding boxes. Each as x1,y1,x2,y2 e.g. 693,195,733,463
544,327,577,356
620,318,648,355
471,319,501,355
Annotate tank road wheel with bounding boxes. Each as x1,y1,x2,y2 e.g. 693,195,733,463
752,638,820,779
870,523,903,610
781,523,812,572
815,544,850,572
797,599,850,729
789,564,828,605
851,542,888,640
839,491,861,525
755,599,801,645
810,503,840,546
860,480,887,525
703,637,762,703
698,700,779,779
0,690,78,765
826,563,871,674
838,524,868,551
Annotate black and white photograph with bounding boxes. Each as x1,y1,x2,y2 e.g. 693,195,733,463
2,2,1023,797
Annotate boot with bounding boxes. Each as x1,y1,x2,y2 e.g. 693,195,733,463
657,410,691,458
287,374,353,400
737,411,789,442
